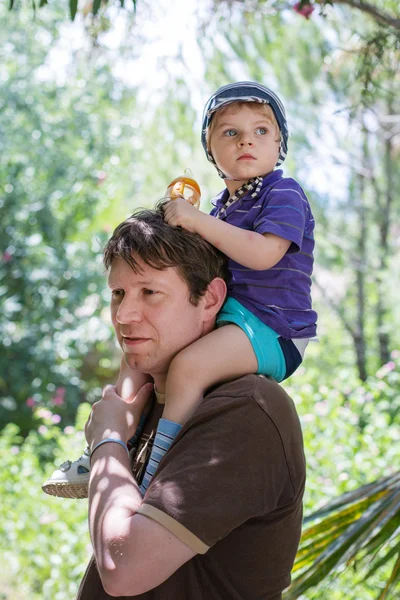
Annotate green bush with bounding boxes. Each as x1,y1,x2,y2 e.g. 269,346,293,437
0,404,91,600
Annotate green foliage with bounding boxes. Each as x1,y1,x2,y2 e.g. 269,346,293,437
285,471,400,600
281,347,400,598
0,404,91,600
0,5,144,434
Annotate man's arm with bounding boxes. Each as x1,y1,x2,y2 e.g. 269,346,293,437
86,385,196,597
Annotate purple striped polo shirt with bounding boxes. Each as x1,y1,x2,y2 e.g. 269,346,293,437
210,169,317,339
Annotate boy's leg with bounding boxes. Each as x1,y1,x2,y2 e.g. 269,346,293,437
116,357,152,401
115,359,153,452
140,325,257,494
42,358,152,499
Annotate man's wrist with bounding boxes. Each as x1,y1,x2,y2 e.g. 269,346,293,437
89,431,126,454
91,438,129,461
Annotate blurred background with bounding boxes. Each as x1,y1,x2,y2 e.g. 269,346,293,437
1,1,399,598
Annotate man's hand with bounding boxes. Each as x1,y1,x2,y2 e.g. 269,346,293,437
163,198,203,233
85,382,153,451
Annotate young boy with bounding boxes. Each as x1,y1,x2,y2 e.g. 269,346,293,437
139,81,317,493
42,81,316,499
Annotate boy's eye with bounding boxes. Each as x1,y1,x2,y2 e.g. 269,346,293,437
143,289,157,296
255,127,267,135
224,129,237,137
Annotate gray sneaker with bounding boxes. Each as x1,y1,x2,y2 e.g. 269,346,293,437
42,447,90,499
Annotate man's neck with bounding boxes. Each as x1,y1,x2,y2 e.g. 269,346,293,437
152,374,167,394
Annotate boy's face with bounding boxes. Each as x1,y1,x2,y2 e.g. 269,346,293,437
209,103,280,190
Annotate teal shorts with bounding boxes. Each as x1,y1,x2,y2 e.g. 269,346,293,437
217,297,300,383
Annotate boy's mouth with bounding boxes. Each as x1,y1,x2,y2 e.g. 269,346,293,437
237,153,256,160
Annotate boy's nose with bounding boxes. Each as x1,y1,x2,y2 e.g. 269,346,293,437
238,134,253,146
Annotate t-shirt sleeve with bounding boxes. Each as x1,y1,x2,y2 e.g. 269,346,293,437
254,180,308,253
136,381,294,554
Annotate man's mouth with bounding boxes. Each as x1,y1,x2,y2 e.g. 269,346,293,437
122,336,151,346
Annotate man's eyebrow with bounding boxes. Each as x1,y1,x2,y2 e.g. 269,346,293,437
107,278,161,288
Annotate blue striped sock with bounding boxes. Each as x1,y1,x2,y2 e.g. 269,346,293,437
139,418,182,495
128,411,148,451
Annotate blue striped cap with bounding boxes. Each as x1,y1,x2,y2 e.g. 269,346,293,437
201,82,289,176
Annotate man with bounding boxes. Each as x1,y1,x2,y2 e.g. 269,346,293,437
77,207,306,600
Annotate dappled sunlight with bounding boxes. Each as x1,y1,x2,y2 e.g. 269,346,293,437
2,0,400,598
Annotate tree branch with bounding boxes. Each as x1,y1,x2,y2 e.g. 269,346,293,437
327,0,400,30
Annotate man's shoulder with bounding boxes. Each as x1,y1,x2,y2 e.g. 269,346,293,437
203,374,301,430
195,375,305,494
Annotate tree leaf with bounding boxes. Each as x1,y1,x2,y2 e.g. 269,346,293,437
69,0,78,21
93,0,102,16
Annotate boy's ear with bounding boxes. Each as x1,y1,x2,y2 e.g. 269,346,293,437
201,277,227,319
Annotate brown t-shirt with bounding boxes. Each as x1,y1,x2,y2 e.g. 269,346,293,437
77,375,306,600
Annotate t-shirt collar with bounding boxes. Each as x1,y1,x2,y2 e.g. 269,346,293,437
212,169,283,210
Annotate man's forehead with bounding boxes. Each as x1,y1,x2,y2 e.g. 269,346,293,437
107,256,179,286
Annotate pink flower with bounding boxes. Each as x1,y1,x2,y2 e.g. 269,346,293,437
38,425,48,435
52,387,65,406
37,408,52,420
52,396,64,406
64,426,74,434
293,1,315,18
26,397,35,408
97,170,107,185
51,414,62,424
2,251,12,263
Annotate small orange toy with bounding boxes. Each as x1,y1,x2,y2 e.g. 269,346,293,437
166,172,201,209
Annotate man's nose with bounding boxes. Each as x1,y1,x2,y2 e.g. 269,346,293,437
115,298,143,324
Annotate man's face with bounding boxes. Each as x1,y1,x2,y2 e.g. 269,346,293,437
108,256,208,378
210,103,280,185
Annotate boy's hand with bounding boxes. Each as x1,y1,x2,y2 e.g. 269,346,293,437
163,198,202,233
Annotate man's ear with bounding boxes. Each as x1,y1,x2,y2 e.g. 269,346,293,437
201,277,227,320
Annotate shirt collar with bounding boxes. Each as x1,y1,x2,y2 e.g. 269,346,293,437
212,169,283,209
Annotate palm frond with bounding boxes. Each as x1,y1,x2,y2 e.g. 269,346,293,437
284,471,400,599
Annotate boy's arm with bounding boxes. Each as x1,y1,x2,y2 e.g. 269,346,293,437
163,199,291,270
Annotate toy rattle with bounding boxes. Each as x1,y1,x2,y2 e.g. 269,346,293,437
166,171,201,209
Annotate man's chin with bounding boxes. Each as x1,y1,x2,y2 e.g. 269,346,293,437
123,354,168,376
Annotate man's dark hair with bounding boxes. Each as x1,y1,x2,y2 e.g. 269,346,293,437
104,205,228,305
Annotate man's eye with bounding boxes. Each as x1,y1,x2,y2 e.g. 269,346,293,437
224,129,237,137
111,290,124,298
255,127,267,135
143,289,157,296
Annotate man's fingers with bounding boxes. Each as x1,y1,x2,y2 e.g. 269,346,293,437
102,384,117,400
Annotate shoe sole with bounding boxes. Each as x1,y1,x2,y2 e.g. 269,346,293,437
42,481,88,499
